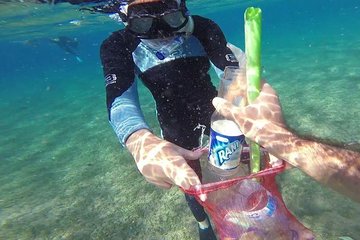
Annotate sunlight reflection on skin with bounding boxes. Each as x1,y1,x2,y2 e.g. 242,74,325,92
213,74,289,156
126,130,203,189
214,70,315,239
126,67,314,238
126,64,315,239
213,69,360,204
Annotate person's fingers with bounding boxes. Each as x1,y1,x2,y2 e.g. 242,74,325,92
161,147,203,189
268,153,283,168
179,177,201,190
145,160,200,190
172,164,201,189
212,97,241,124
260,83,277,97
180,147,205,161
187,174,202,186
284,161,295,170
199,193,207,202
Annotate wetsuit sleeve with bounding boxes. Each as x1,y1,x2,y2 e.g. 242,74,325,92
100,31,150,146
109,81,150,146
192,16,239,72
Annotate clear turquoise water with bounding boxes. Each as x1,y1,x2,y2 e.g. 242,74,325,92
0,0,359,239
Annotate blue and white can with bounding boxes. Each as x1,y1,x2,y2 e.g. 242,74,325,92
208,119,245,170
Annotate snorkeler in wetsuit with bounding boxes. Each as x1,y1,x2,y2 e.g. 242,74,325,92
100,0,240,239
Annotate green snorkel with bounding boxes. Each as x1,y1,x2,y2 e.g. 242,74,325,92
244,7,262,173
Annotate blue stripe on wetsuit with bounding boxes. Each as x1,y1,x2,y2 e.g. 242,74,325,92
109,81,150,146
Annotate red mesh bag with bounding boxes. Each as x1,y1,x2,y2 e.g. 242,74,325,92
184,151,308,240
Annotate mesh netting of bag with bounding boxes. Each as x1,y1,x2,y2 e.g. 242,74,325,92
183,155,307,240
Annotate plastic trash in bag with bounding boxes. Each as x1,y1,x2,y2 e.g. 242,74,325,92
183,150,311,240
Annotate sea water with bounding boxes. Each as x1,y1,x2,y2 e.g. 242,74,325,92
0,1,360,239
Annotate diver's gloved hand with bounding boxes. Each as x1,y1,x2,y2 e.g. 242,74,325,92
126,129,202,189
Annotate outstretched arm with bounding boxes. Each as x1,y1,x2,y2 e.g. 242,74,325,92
213,82,360,202
110,81,202,190
126,129,203,189
101,31,202,190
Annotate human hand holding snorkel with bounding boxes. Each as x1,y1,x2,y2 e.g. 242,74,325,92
225,43,286,130
213,81,286,146
212,77,360,203
126,129,203,189
226,43,284,168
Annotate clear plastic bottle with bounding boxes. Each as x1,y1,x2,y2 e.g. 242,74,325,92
223,179,292,238
200,64,293,239
232,179,277,218
203,66,248,183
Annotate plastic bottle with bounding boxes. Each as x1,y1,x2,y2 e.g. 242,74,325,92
203,66,247,183
223,179,293,238
155,35,184,60
231,179,276,219
199,65,292,239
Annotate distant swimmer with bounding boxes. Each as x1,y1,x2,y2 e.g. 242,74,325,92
49,36,82,62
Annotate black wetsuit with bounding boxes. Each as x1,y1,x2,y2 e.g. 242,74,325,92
100,15,238,223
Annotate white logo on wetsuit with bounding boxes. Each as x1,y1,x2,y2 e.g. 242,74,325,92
105,74,117,87
225,53,238,63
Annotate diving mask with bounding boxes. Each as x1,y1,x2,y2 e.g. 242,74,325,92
126,1,188,39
